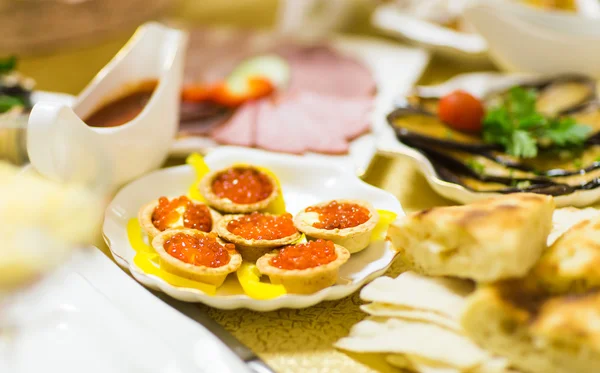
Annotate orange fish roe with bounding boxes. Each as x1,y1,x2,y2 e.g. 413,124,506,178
164,232,234,268
227,212,298,240
152,196,212,232
306,201,370,230
270,239,337,270
211,167,274,204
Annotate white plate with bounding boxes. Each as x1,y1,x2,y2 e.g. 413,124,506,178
0,248,251,373
376,72,600,207
170,35,430,177
103,146,404,311
372,4,487,62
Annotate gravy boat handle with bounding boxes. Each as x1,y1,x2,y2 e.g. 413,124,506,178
27,102,99,186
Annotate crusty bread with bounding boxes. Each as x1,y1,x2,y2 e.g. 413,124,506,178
461,281,600,373
387,194,555,282
532,214,600,294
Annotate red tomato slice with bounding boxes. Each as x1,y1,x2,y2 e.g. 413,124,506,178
438,90,485,132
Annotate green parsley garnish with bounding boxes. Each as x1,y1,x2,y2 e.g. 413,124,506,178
466,159,485,175
482,87,592,158
0,56,16,75
0,95,23,113
515,180,532,189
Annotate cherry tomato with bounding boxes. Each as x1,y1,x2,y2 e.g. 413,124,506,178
438,90,485,132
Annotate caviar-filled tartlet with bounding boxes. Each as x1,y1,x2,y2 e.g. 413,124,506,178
256,239,350,294
139,195,222,241
199,165,279,213
294,199,379,253
216,212,301,261
152,228,241,287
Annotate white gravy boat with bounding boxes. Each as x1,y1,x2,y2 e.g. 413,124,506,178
27,22,188,193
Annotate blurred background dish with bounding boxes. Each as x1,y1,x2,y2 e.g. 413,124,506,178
371,1,488,62
372,0,600,65
464,0,600,77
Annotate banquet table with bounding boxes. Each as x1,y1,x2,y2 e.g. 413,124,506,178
15,3,500,372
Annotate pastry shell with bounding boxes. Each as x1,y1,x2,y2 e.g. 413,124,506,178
138,197,222,242
216,214,302,262
293,199,379,253
256,243,350,294
198,166,280,214
151,228,242,287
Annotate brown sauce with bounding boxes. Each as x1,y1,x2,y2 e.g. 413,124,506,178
85,79,157,128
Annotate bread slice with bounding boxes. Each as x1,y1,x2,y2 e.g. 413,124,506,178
461,281,600,373
532,214,600,294
387,194,555,282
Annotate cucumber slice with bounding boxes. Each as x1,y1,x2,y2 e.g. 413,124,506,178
226,55,290,95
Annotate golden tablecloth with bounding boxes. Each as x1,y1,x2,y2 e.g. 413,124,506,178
16,2,498,371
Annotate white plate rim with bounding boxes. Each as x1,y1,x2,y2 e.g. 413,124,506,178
103,146,405,311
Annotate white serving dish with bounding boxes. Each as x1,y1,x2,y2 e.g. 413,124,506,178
27,22,187,193
371,3,488,62
0,247,251,373
464,0,600,77
377,72,600,208
171,34,430,177
103,147,404,311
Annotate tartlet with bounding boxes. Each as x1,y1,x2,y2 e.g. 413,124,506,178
138,195,222,241
152,228,242,287
256,239,350,294
294,199,379,253
199,165,279,213
216,212,302,262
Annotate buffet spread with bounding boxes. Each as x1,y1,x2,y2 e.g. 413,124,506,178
7,1,600,371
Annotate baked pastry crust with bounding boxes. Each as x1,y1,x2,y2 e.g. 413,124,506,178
293,199,379,254
388,193,555,282
151,228,242,287
138,197,222,241
532,214,600,294
462,280,600,373
216,214,302,262
256,244,350,294
199,166,279,214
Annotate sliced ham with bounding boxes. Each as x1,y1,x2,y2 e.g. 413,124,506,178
211,100,258,147
294,92,372,141
181,34,376,155
278,45,376,98
254,99,307,154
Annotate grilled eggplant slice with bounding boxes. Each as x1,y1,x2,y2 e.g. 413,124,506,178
409,141,600,195
389,74,600,196
387,107,500,152
409,74,597,117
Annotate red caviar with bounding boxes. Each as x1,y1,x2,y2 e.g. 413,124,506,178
211,167,274,204
164,232,234,268
152,196,212,232
306,201,370,230
270,239,337,270
227,212,297,240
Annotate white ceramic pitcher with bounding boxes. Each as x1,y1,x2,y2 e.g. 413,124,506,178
27,22,188,193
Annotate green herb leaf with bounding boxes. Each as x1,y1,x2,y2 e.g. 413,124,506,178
0,56,16,74
482,87,592,158
466,159,485,175
0,95,24,113
508,130,537,158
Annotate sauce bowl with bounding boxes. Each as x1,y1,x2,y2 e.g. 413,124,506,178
27,22,188,193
